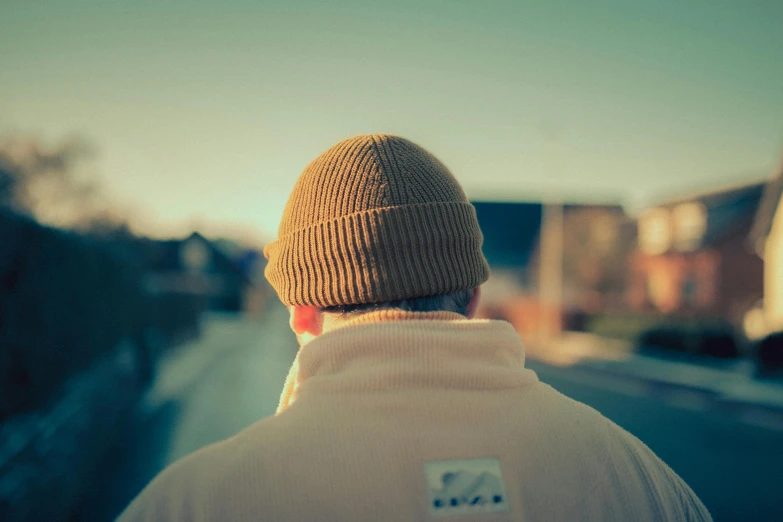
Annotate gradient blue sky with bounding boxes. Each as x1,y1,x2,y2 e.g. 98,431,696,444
2,0,781,241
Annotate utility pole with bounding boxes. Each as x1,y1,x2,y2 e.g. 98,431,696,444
537,121,564,342
539,200,564,341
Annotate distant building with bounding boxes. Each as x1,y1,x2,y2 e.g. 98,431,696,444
139,232,258,312
472,201,543,334
558,204,634,314
472,201,632,334
472,201,543,289
629,182,765,326
749,165,783,336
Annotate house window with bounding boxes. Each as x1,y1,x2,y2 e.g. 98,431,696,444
682,274,697,307
639,208,672,255
673,202,707,252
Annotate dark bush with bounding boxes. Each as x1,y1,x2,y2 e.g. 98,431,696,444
756,331,783,374
698,328,739,359
563,309,588,332
637,322,740,359
147,292,207,345
0,212,138,418
638,326,690,353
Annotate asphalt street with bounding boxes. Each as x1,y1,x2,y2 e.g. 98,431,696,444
529,361,783,522
78,306,782,522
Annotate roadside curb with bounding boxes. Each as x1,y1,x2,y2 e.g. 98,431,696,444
526,331,783,415
555,356,783,426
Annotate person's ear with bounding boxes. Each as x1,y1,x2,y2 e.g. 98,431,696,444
289,305,324,336
466,287,482,319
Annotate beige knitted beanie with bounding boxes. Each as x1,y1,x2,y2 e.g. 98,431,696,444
263,134,490,307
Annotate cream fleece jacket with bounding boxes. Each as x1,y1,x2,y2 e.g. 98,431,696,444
118,311,712,521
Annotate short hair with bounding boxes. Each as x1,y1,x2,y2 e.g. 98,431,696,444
321,289,474,318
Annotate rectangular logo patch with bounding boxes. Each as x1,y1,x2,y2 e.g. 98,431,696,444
424,458,510,516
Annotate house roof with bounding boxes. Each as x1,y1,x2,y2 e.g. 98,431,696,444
472,201,628,269
652,180,766,249
139,232,254,285
563,202,626,214
703,183,765,246
472,201,542,268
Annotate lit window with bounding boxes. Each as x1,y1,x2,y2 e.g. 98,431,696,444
673,203,707,252
639,208,671,255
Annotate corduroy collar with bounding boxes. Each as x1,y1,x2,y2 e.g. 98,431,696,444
331,309,467,329
276,311,537,414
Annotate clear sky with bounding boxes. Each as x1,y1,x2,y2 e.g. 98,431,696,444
2,0,781,243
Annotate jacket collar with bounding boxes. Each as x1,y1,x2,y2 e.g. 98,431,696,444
277,311,536,414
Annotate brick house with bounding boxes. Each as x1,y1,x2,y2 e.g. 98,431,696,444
628,182,766,326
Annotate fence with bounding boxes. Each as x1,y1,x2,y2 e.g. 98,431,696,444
0,208,205,521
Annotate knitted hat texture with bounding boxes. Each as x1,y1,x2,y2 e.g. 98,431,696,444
263,134,490,307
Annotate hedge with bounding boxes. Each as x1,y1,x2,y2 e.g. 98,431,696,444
0,209,203,420
756,331,783,374
585,312,742,359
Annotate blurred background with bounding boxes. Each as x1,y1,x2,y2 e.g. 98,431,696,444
1,1,782,521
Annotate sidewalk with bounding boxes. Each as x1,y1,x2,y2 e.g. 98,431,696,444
525,332,783,415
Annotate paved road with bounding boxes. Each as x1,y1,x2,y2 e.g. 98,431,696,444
529,361,783,522
76,305,299,522
79,306,782,521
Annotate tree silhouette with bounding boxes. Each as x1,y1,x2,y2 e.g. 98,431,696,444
0,135,109,229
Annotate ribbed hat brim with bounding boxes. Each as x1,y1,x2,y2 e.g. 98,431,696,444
264,201,490,307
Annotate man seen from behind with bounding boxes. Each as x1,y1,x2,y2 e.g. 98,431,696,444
118,134,712,521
